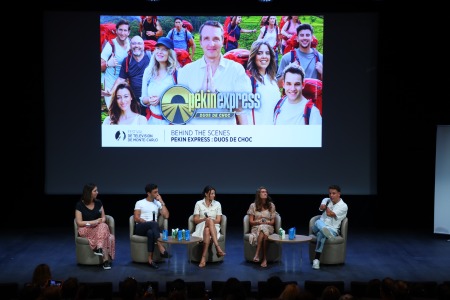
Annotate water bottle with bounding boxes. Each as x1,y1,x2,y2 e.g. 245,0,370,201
289,227,295,240
185,229,190,241
182,229,186,240
162,229,168,241
177,229,182,241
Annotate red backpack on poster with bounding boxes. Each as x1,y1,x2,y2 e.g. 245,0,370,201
223,16,233,46
284,34,318,54
100,23,117,52
100,23,117,72
223,48,250,67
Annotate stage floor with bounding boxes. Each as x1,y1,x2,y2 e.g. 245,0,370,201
0,226,449,294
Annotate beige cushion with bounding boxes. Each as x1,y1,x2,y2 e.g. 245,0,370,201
129,214,168,263
243,213,282,262
308,215,348,264
187,214,227,262
74,215,115,265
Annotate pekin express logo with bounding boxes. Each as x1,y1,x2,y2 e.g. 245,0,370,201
161,85,261,124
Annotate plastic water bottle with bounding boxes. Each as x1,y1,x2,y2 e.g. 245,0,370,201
185,229,190,241
289,228,295,240
162,229,168,241
177,229,182,241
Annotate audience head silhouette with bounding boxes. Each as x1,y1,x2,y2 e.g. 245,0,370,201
279,283,301,300
32,263,52,288
321,285,341,300
119,277,139,300
221,277,246,300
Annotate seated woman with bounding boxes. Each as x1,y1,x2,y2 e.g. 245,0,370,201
191,185,226,268
247,186,277,267
75,183,115,270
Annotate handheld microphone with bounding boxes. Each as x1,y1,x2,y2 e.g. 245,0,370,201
152,211,156,221
204,212,208,218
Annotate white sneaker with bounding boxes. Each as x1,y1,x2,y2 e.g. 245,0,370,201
321,227,334,239
312,259,320,270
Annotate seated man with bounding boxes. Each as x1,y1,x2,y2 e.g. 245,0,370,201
311,184,348,270
134,183,170,269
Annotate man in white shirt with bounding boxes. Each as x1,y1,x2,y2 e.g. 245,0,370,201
133,183,170,269
177,20,252,125
311,184,348,270
273,63,322,125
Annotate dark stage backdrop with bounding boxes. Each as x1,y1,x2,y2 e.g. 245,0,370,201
43,11,378,195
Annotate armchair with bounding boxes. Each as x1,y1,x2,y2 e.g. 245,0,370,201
187,214,227,262
74,215,115,265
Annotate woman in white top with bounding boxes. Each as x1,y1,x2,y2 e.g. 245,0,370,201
103,82,147,125
191,185,226,268
141,37,179,125
257,16,281,66
246,40,281,125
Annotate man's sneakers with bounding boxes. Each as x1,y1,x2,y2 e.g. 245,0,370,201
321,227,334,239
94,248,103,256
102,261,111,270
312,259,320,270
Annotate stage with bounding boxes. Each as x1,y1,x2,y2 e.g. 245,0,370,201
1,226,449,297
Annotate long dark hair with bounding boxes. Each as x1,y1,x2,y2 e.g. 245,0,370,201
254,186,273,211
108,83,141,124
81,183,96,204
247,40,277,84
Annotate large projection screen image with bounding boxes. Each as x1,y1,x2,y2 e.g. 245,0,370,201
44,12,378,195
100,16,324,148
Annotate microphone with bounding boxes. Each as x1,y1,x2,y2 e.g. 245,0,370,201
152,211,156,221
204,212,208,218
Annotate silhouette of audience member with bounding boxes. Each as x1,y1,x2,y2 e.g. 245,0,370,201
338,294,354,300
20,283,42,300
437,282,450,300
366,279,381,298
168,278,188,300
380,277,396,300
220,277,247,300
392,280,410,300
75,283,90,300
321,285,341,300
32,263,52,289
119,277,140,300
297,290,316,300
263,276,284,299
61,277,79,300
37,286,62,300
279,283,301,300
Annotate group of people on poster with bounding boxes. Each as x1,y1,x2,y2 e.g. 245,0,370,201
100,16,323,126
